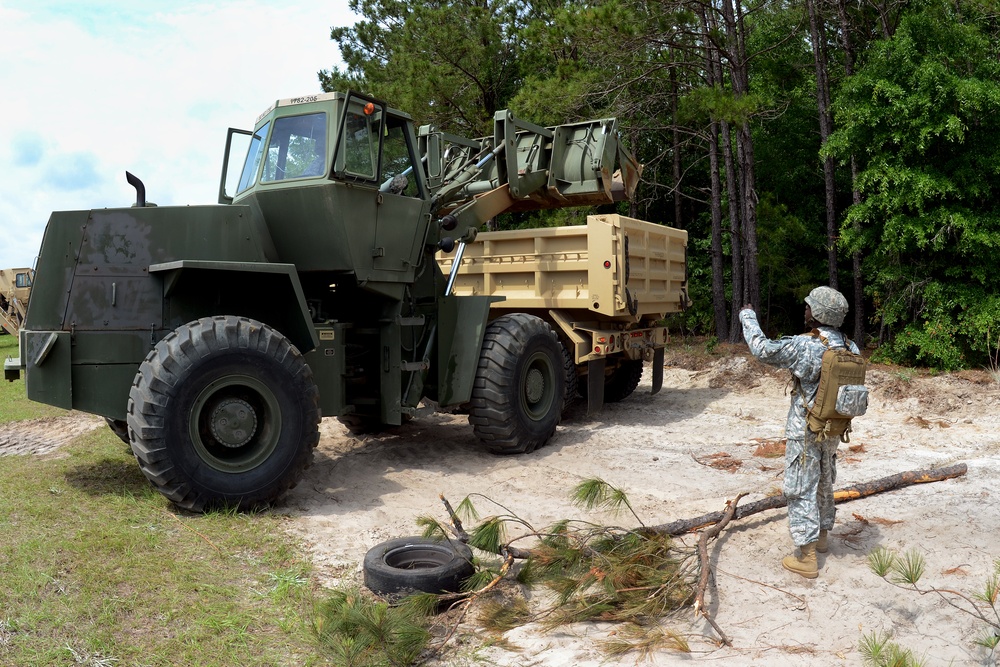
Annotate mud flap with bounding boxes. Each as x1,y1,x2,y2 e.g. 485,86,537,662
586,358,605,415
651,347,664,395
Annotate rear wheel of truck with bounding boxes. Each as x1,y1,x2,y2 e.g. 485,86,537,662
560,342,580,413
127,316,320,512
580,359,644,403
604,359,644,402
469,314,564,454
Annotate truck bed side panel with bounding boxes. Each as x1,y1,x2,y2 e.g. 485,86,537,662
439,215,688,322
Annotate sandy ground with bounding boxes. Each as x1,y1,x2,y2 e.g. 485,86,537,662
283,351,1000,666
3,351,997,665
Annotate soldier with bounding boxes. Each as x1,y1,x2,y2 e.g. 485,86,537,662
739,287,859,579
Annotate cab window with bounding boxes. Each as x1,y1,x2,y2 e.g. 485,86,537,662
16,272,31,288
261,112,328,182
379,118,421,198
336,101,382,181
237,121,270,193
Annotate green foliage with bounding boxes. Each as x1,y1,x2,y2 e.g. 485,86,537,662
859,630,927,667
438,481,694,658
468,516,509,554
867,546,897,578
529,529,691,627
316,0,1000,367
828,2,1000,368
571,477,645,527
314,589,433,667
321,0,546,136
868,548,1000,663
889,550,926,586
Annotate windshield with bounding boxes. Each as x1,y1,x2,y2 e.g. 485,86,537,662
261,112,328,182
237,121,270,194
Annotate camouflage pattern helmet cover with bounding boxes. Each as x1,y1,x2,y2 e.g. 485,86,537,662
805,286,849,327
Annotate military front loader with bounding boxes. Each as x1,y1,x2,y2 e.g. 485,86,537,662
5,91,688,511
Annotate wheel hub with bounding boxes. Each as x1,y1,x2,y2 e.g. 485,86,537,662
209,398,258,448
525,368,545,404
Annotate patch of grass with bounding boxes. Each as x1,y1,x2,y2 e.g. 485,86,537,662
0,425,324,666
0,336,66,423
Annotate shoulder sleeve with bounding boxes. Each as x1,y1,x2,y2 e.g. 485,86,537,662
740,309,806,369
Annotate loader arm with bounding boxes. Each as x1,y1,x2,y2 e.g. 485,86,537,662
420,111,641,231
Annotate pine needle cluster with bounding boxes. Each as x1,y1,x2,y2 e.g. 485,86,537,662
858,631,927,667
314,588,436,667
526,528,693,628
867,548,1000,661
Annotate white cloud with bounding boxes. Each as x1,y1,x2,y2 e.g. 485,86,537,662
0,0,356,267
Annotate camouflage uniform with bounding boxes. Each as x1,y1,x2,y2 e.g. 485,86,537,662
740,309,860,546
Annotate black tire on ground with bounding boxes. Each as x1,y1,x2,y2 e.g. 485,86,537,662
127,316,320,512
363,536,474,596
469,313,565,455
105,417,130,445
560,341,580,413
579,358,644,404
604,359,644,403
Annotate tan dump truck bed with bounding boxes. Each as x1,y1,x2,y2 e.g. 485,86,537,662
439,214,688,323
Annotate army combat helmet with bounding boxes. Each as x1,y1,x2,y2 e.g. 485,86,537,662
805,286,849,327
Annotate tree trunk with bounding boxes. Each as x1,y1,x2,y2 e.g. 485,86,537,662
671,53,683,228
699,6,729,340
712,0,748,340
724,121,744,343
807,0,839,289
724,0,760,311
836,0,867,344
708,124,728,340
646,463,968,536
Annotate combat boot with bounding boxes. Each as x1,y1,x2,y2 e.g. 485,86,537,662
782,542,818,579
817,529,829,553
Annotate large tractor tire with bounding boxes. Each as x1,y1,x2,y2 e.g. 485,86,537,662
127,316,320,512
469,314,564,454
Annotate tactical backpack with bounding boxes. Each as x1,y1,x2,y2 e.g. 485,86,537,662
806,331,868,442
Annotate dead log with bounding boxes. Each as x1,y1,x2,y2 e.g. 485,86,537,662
646,462,968,537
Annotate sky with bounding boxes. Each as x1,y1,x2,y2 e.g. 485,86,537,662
0,0,357,268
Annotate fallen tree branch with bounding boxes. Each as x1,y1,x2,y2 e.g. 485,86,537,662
432,464,967,653
646,463,968,537
692,493,745,646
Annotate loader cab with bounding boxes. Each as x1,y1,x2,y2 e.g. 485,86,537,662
220,92,426,203
218,92,433,281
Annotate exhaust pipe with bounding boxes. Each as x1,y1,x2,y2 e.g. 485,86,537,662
126,171,146,207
